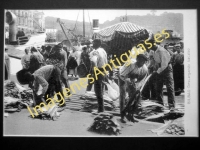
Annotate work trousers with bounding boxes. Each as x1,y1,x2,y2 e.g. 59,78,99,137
86,78,94,91
156,64,175,108
45,66,64,105
61,69,71,95
94,68,105,112
173,63,184,91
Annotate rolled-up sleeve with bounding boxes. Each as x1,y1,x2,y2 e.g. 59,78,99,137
34,75,49,95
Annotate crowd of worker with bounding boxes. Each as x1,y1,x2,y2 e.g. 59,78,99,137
4,36,184,123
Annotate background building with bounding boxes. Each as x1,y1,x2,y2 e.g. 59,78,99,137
5,10,45,35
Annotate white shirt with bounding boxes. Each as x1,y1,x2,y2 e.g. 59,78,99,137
74,50,82,65
90,47,107,68
5,31,9,39
153,45,171,74
119,59,148,81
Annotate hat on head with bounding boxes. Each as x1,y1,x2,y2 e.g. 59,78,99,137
137,53,148,61
55,43,63,50
31,47,38,52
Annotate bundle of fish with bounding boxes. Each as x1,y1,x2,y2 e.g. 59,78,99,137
81,100,116,112
149,117,185,136
4,80,20,98
88,112,121,135
4,96,27,112
80,91,114,104
80,91,118,112
30,105,60,121
20,89,33,106
4,80,33,109
134,100,165,120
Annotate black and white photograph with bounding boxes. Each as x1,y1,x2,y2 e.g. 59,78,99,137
3,9,198,137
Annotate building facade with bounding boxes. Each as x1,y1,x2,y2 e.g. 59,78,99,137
5,10,45,34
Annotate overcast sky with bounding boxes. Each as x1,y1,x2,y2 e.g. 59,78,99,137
42,9,185,24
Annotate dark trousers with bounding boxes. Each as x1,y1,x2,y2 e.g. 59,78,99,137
61,69,71,95
173,64,184,91
142,72,157,99
45,66,64,105
119,77,126,118
156,64,175,108
94,69,105,112
86,78,93,91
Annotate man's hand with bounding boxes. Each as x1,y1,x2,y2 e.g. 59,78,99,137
113,68,120,77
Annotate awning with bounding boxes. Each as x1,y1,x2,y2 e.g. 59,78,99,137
96,22,150,42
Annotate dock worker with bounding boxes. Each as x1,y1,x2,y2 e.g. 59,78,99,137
146,38,176,111
117,53,148,123
25,65,64,107
90,39,108,113
45,43,71,98
29,47,44,73
172,43,184,92
21,47,31,69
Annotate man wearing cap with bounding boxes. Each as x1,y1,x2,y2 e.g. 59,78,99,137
90,39,108,113
147,39,176,111
46,43,71,100
172,43,184,92
118,53,148,123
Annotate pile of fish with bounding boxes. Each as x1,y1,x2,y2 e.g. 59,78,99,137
88,112,121,135
4,96,24,112
80,80,120,112
30,105,61,121
149,117,185,136
4,80,21,98
80,91,118,112
134,100,184,123
4,80,33,112
134,100,166,119
164,124,185,135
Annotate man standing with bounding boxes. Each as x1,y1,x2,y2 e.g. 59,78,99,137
4,48,10,80
90,39,108,113
29,47,44,73
147,39,176,111
46,43,71,99
172,43,184,92
21,48,31,69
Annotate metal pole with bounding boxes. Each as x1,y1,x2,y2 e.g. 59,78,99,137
83,9,85,38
